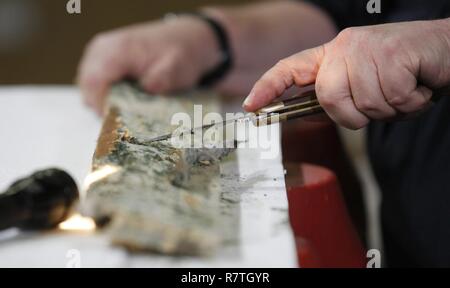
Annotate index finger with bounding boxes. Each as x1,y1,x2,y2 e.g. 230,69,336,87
77,38,130,114
243,45,325,111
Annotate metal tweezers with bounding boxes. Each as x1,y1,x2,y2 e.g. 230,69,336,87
251,90,323,126
144,90,323,143
145,85,450,143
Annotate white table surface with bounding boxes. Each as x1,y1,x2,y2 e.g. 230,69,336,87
0,86,297,268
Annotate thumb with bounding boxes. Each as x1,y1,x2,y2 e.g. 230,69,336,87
243,45,325,112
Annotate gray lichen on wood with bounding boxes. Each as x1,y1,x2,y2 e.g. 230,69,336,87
84,83,234,255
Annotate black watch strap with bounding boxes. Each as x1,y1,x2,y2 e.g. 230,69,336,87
187,12,233,88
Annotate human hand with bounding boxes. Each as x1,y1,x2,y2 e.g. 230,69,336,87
77,15,222,114
244,19,450,129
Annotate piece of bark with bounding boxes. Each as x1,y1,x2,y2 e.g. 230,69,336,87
83,83,233,255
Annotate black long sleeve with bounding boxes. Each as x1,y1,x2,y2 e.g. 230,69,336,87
304,0,450,30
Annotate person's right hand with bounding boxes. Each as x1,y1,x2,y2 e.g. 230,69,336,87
244,19,450,129
77,15,222,115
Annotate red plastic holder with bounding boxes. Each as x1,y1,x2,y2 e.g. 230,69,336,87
285,163,366,268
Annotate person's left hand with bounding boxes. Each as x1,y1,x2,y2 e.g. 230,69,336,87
243,19,450,129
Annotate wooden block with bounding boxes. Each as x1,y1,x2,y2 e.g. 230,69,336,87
83,83,233,255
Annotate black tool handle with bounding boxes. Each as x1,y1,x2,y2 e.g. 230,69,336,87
0,168,79,231
0,192,29,230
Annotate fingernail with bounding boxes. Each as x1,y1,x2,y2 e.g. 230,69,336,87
242,92,253,108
